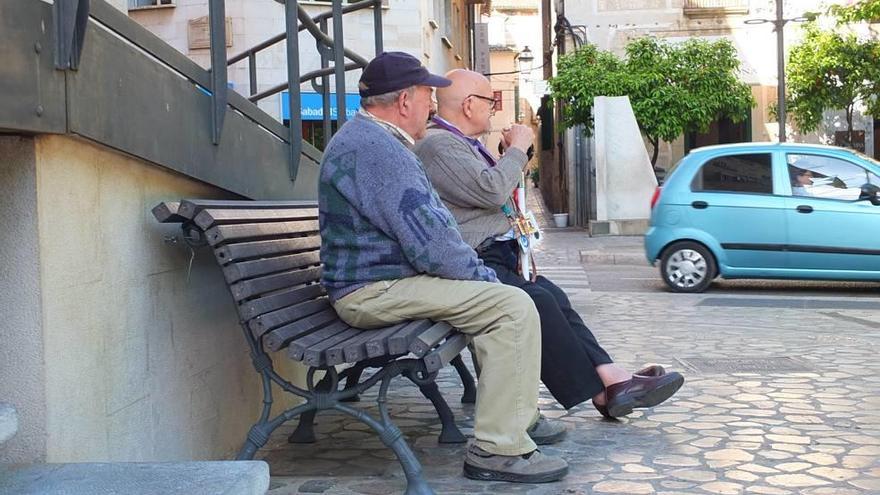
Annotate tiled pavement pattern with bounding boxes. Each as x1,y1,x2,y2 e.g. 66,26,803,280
264,189,880,494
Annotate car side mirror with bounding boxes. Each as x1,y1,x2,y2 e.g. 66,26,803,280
859,183,880,206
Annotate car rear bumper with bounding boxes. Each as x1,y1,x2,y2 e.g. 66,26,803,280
644,226,661,265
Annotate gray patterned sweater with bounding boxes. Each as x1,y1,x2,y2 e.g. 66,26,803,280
414,123,528,248
318,112,498,301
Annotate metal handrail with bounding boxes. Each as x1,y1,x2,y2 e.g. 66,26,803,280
60,0,381,183
227,0,378,67
85,1,321,166
248,63,362,103
210,0,383,181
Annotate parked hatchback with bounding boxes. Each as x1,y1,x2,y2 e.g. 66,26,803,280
645,143,880,293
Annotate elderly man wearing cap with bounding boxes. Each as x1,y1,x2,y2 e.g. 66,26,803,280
318,51,569,483
414,69,684,419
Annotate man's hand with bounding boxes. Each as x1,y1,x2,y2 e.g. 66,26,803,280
501,124,535,154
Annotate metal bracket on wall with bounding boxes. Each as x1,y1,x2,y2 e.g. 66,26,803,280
53,0,90,70
208,0,228,145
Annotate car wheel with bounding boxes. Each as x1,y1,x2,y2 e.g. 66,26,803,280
660,241,717,293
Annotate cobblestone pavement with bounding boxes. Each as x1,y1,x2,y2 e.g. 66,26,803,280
265,189,880,494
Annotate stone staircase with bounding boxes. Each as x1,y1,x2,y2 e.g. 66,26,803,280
0,403,269,495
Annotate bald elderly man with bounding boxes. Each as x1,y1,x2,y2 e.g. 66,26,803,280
414,69,684,419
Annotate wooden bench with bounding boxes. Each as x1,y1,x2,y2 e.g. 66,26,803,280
152,199,477,495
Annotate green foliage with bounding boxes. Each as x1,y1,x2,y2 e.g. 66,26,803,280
785,22,880,136
549,44,626,136
549,37,754,164
829,0,880,23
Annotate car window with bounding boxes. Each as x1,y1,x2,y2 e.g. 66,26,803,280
659,158,685,186
787,153,880,201
691,153,773,194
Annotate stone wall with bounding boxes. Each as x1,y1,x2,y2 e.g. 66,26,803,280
0,136,46,463
0,134,303,463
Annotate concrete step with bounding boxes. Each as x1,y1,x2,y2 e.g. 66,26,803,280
0,461,269,495
580,249,650,266
0,403,16,445
589,219,649,236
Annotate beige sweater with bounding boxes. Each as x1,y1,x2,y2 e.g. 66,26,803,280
414,124,529,248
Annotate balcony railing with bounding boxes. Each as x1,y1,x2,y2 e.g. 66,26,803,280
684,0,749,17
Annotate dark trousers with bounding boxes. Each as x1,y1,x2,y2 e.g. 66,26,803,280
479,240,613,409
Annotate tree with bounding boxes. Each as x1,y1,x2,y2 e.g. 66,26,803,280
829,0,880,24
785,22,880,147
549,37,754,166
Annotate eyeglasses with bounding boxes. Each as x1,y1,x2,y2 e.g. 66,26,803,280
466,94,498,115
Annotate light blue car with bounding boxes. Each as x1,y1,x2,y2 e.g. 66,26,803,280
645,143,880,292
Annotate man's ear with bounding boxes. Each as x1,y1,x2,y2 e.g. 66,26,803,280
461,97,473,120
398,90,411,117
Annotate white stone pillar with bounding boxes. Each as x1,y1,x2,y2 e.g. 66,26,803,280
593,96,657,224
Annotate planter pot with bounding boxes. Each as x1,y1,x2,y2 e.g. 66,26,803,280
552,213,569,228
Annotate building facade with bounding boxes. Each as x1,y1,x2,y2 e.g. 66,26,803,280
548,0,877,224
128,0,479,149
558,0,877,165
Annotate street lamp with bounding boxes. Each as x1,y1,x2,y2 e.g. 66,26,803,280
745,0,809,142
518,46,535,67
482,46,539,77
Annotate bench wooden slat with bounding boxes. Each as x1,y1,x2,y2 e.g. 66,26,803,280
223,251,321,284
303,327,362,367
262,308,338,352
194,207,319,230
215,236,322,265
388,320,435,355
239,284,325,321
288,320,351,361
422,333,469,373
342,329,391,364
151,202,188,223
409,322,455,358
178,199,316,220
327,329,376,365
230,266,322,302
205,220,320,247
249,298,331,337
364,323,409,358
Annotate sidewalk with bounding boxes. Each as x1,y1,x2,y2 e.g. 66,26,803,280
527,185,649,267
261,186,880,495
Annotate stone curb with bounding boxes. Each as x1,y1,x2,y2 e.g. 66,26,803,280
580,250,651,266
0,461,270,495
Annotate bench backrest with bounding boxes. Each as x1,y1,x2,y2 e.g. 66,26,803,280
154,200,466,372
192,203,332,351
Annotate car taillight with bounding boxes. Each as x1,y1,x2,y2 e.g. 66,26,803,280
650,187,662,209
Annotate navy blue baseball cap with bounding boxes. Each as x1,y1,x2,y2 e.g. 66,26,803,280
358,51,451,97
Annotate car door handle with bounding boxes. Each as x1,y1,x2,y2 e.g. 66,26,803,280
796,205,813,214
691,201,708,209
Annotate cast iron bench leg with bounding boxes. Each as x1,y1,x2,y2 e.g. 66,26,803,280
450,355,476,404
340,364,365,402
289,373,336,444
412,379,466,444
336,366,435,495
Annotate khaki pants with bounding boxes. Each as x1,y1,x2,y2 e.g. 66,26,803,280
333,275,541,456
